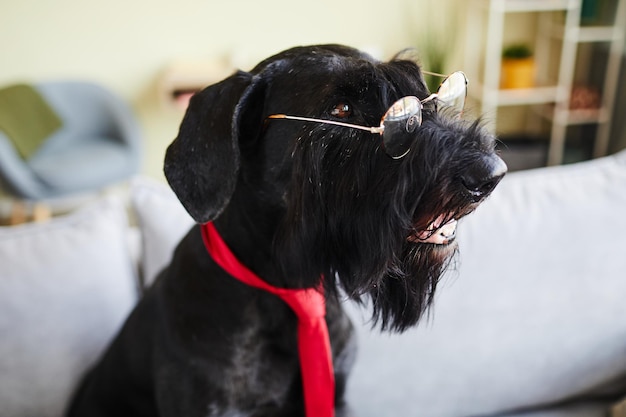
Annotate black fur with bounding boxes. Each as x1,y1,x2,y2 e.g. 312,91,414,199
67,44,506,416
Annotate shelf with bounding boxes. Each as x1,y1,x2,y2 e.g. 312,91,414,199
562,108,610,125
578,26,623,42
551,24,623,42
496,86,560,106
483,0,576,13
471,84,560,106
537,105,610,125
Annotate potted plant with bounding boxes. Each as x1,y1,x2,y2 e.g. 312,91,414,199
501,44,535,89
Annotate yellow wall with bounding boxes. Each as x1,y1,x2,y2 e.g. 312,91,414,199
2,0,451,179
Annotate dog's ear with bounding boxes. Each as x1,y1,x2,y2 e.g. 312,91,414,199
164,70,264,223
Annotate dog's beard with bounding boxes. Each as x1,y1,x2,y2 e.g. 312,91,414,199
276,204,458,332
274,128,466,333
368,241,458,332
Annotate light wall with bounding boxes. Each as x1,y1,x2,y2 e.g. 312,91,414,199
2,0,462,180
2,1,624,183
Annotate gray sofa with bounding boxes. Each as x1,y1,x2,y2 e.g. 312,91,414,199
1,150,625,417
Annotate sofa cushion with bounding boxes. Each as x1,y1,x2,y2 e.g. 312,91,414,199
0,196,139,417
130,177,194,288
345,150,626,416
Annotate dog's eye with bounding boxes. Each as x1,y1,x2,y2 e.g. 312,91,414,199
331,103,351,118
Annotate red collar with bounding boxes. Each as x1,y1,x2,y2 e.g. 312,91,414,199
201,222,335,417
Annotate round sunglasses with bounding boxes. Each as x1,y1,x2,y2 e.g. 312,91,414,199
266,71,468,159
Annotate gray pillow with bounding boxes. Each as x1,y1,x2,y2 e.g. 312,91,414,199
0,196,139,417
130,177,194,289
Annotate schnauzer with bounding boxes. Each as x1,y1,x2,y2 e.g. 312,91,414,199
67,44,506,417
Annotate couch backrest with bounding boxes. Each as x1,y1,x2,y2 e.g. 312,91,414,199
346,150,626,416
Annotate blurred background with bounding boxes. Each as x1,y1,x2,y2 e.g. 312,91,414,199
0,0,625,195
2,3,626,416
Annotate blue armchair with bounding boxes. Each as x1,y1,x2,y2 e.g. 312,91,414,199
0,81,142,199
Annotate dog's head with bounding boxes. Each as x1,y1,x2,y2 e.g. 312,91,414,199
165,44,506,331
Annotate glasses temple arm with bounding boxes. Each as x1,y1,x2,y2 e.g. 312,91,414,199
267,114,383,134
421,70,447,78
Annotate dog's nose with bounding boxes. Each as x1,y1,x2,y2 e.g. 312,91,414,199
461,155,507,200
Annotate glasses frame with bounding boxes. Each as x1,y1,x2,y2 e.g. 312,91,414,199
266,70,468,159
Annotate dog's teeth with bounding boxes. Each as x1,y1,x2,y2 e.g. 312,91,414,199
439,219,457,237
410,218,457,244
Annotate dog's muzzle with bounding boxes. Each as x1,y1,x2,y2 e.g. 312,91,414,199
409,154,507,246
461,154,508,203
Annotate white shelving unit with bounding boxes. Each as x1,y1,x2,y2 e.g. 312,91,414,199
464,0,625,166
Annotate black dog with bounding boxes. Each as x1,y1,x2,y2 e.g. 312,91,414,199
67,44,506,417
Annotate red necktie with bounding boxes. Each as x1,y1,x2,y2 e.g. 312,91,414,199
201,222,335,417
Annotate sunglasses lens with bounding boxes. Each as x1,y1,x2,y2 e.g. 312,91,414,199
381,96,422,158
436,71,467,112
